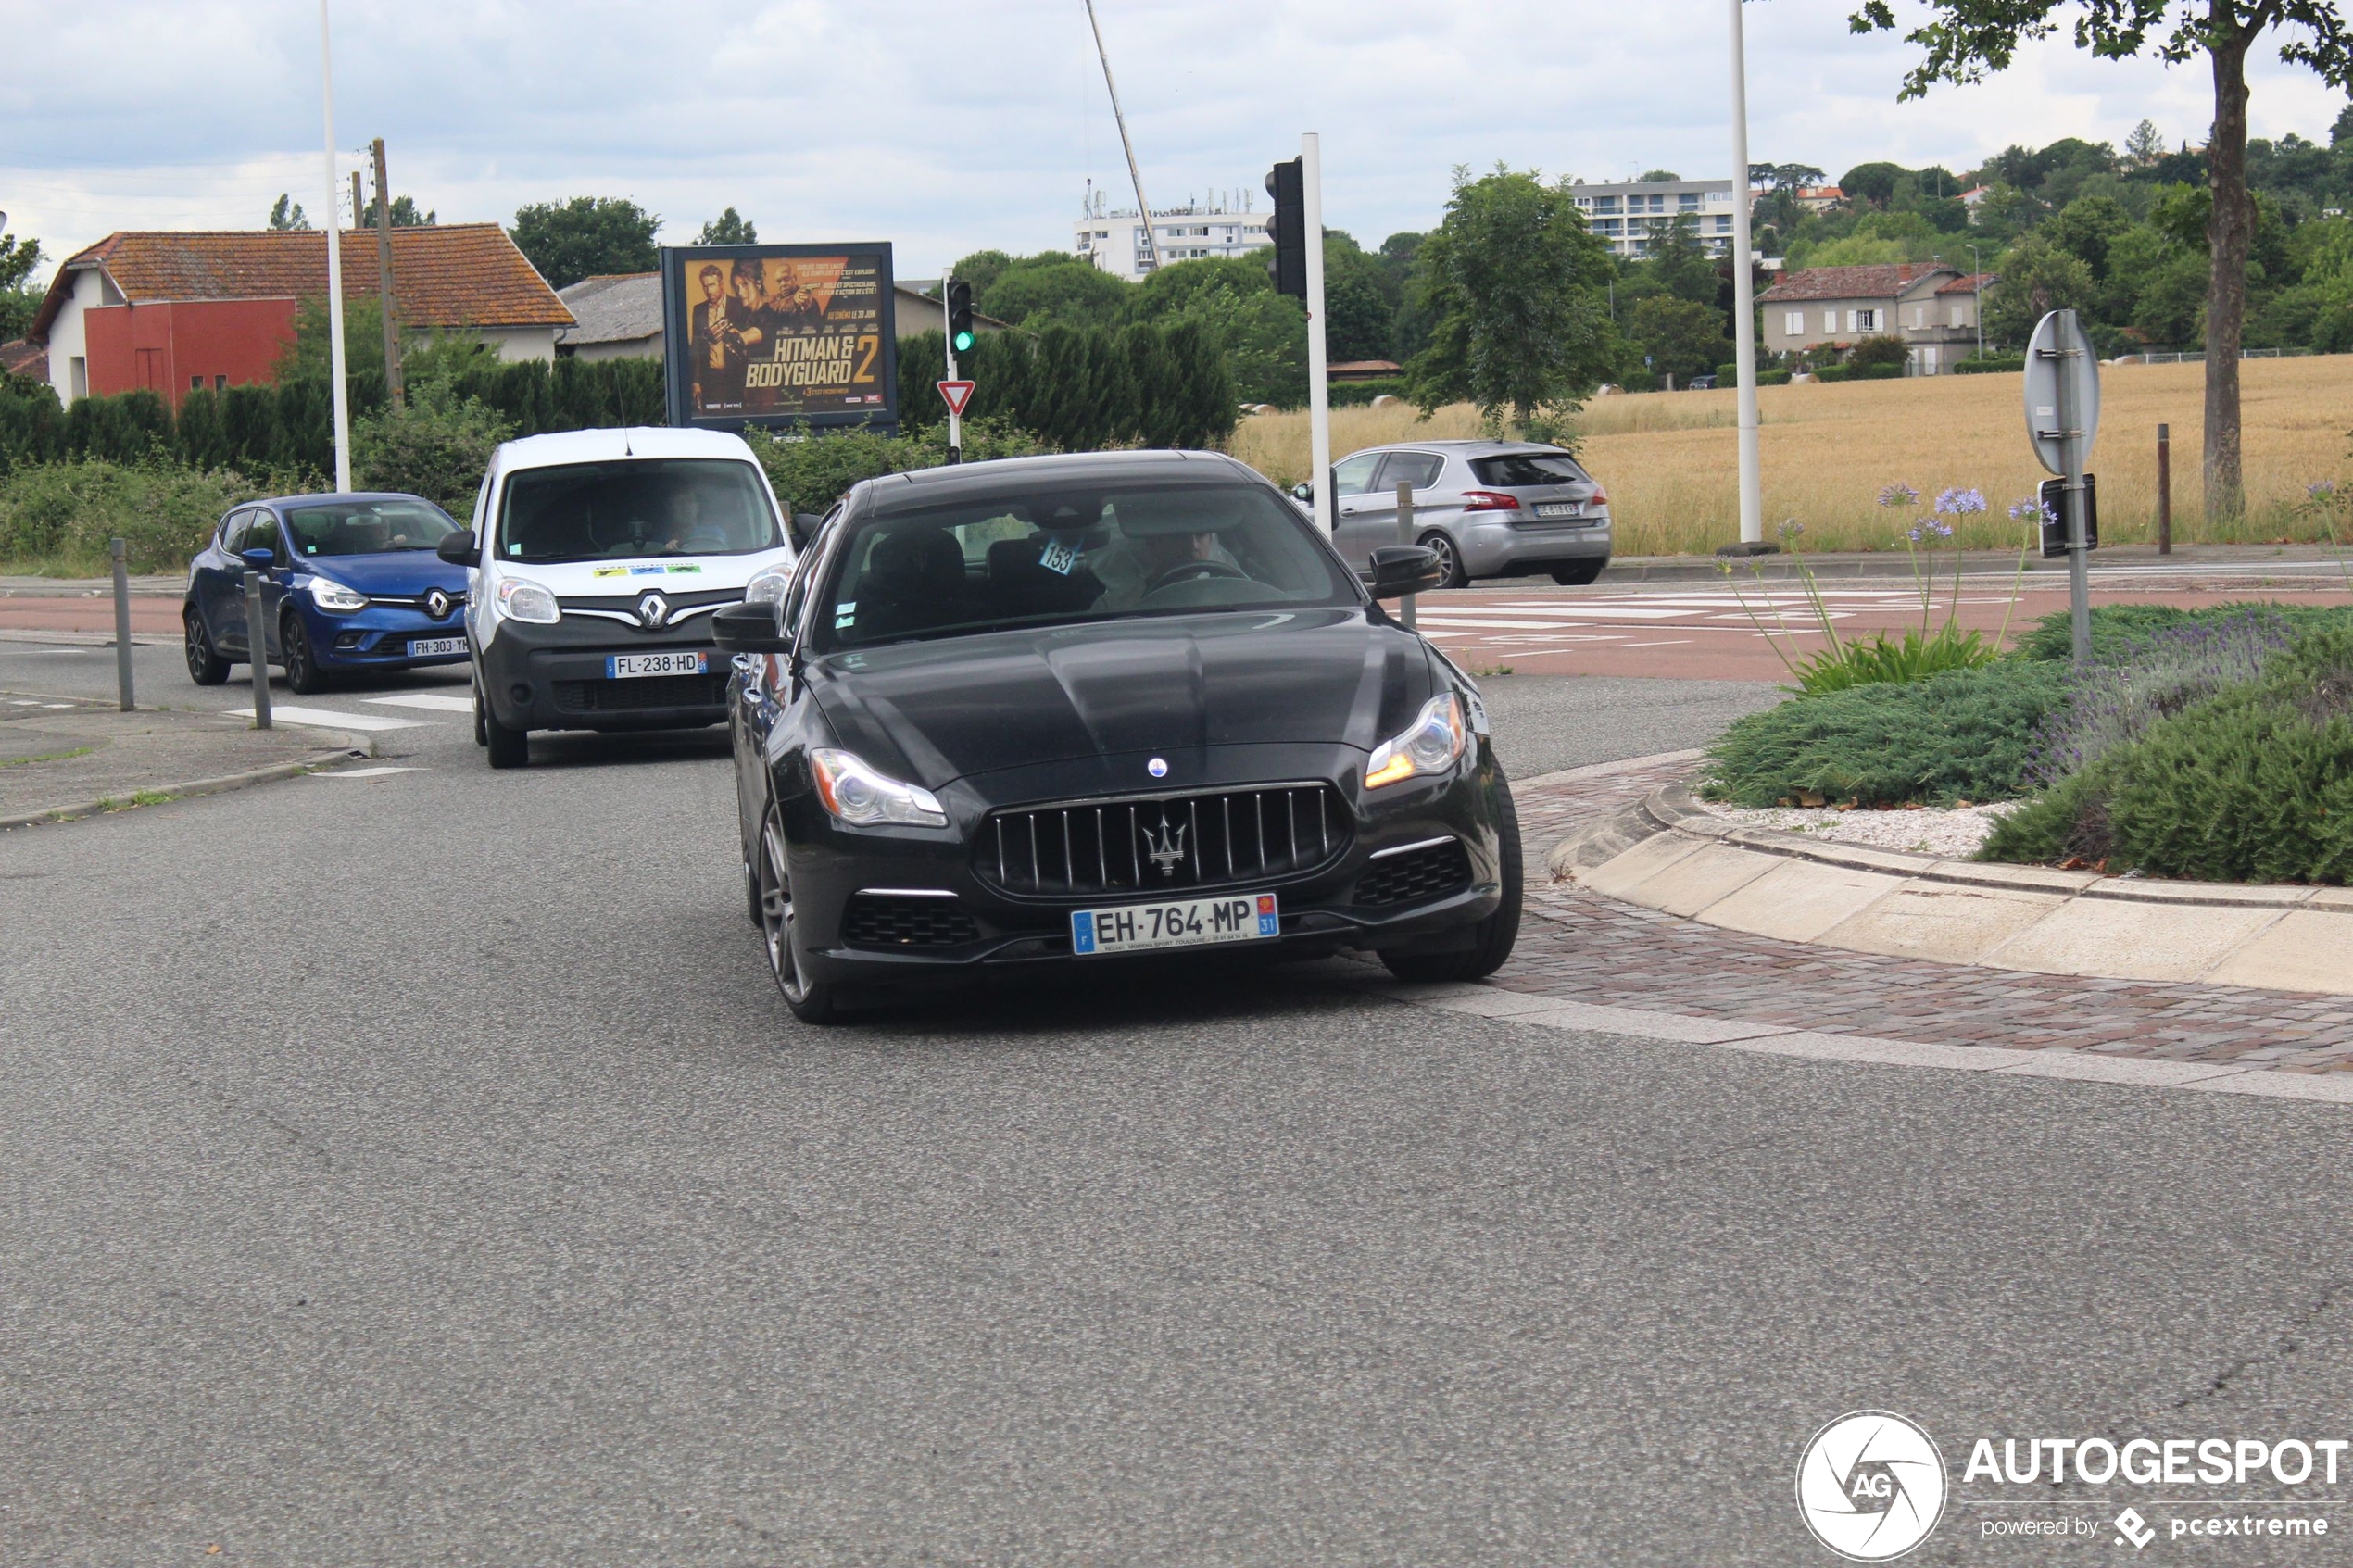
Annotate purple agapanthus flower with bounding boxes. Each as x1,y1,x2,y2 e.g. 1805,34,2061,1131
1933,486,1988,517
1878,483,1919,508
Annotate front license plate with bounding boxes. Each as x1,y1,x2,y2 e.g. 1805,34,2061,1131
1072,892,1280,956
605,651,710,679
1533,501,1582,519
409,636,466,657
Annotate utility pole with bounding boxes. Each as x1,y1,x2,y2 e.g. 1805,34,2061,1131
1302,133,1331,539
1083,0,1158,274
372,137,403,408
319,0,352,493
1725,0,1762,548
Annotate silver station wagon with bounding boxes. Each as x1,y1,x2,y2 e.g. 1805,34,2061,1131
1316,439,1612,588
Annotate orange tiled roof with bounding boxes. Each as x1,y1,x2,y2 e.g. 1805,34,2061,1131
32,224,573,341
1758,263,1958,304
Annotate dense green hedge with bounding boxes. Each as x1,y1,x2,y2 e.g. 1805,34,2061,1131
746,420,1052,518
2011,602,2353,664
898,324,1234,451
1811,362,1905,383
1700,661,2068,808
1716,365,1794,387
1953,357,2027,375
0,459,258,573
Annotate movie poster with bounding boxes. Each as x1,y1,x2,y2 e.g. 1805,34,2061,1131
661,243,898,432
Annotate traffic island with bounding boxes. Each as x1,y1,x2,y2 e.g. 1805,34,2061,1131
0,694,371,829
1554,779,2353,995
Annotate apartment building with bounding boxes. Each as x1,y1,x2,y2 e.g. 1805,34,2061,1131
1073,188,1273,276
1567,178,1738,257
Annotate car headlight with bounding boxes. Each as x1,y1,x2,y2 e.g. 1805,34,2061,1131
810,747,948,829
743,564,793,607
307,575,368,613
1365,692,1466,789
495,578,560,624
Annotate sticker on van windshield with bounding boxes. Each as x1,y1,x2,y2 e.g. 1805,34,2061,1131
630,565,665,576
1039,537,1081,576
667,563,701,574
593,566,629,579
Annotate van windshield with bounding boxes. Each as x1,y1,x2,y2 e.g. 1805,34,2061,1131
496,458,781,564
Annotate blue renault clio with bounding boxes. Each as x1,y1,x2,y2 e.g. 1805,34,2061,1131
183,493,472,693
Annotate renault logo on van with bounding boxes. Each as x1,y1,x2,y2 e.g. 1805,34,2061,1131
635,590,671,630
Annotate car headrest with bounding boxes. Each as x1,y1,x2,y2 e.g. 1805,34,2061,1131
868,527,964,595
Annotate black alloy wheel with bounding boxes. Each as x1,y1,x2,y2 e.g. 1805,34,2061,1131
281,610,329,695
1378,768,1523,983
183,609,230,685
1419,531,1468,590
1550,559,1605,586
758,807,840,1024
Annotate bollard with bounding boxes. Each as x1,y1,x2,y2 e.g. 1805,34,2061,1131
110,537,134,711
242,570,271,730
1396,479,1417,632
2156,423,2171,557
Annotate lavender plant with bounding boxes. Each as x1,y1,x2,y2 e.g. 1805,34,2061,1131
2023,608,2296,787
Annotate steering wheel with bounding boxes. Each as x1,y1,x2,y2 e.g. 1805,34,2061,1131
1145,558,1251,595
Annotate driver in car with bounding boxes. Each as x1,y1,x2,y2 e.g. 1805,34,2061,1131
1088,499,1246,610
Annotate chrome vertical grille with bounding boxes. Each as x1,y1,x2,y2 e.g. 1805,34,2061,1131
978,784,1350,897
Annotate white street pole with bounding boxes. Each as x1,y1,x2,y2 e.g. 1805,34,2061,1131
319,0,351,493
1084,0,1157,275
1727,0,1761,547
942,269,962,460
1302,132,1332,537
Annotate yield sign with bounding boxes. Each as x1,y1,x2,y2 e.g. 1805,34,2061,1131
937,380,975,417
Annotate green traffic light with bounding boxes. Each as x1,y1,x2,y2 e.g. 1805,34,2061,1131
952,330,976,352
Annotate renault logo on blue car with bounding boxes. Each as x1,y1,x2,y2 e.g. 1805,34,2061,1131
425,589,452,621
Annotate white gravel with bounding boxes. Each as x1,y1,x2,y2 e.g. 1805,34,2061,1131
1696,798,2020,859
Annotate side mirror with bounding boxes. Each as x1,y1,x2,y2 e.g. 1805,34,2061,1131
1365,545,1444,600
711,600,793,655
435,529,478,566
1290,483,1314,504
239,546,277,571
789,512,824,549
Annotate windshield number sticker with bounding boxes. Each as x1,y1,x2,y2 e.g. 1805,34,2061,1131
835,599,857,629
1039,538,1081,576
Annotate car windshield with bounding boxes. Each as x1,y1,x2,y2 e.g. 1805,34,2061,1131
1470,452,1591,488
496,458,780,564
812,476,1359,651
284,499,457,557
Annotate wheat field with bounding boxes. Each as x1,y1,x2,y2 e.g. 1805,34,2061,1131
1227,357,2353,556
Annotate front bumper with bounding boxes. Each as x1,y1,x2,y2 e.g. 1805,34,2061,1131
478,616,727,733
777,742,1510,988
1455,515,1613,577
306,601,472,671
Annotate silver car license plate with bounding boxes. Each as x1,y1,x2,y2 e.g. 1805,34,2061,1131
1072,893,1279,955
606,651,710,679
1533,501,1582,519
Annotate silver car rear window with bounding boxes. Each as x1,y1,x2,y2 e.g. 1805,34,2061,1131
1471,453,1591,487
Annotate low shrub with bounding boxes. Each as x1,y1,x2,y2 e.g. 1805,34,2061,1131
2022,608,2296,784
1953,356,2027,375
352,384,515,517
1786,623,1998,695
0,458,257,573
2011,602,2353,664
1813,362,1905,383
1699,660,2067,808
1982,627,2353,882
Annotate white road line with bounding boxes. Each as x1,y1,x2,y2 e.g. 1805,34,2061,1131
310,765,420,778
222,705,426,731
1619,639,1695,648
364,693,474,713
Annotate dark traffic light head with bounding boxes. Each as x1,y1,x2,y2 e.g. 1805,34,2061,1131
947,279,975,353
1264,158,1306,300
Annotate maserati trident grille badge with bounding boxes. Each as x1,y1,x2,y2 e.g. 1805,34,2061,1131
1140,815,1189,877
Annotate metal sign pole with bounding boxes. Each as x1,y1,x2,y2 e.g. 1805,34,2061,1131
110,537,134,711
243,571,272,730
942,268,961,464
2051,310,2093,663
1302,132,1333,538
1396,480,1416,631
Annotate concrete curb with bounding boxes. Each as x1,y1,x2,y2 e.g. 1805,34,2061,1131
0,721,377,831
1560,778,2353,994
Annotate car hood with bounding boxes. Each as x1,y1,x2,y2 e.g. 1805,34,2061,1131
298,551,470,596
806,608,1434,788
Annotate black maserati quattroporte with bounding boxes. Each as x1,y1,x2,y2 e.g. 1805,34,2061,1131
711,450,1522,1022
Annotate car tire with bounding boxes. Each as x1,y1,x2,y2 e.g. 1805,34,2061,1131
183,609,231,685
484,700,530,770
1378,768,1523,985
282,611,329,695
472,679,488,747
1549,559,1605,586
1418,531,1468,590
756,807,841,1024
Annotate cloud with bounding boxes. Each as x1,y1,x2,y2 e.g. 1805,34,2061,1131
1,0,2341,277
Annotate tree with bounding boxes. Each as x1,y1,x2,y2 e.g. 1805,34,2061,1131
1644,213,1724,307
947,249,1019,299
386,195,434,227
1404,165,1617,427
1638,169,1683,182
1631,295,1730,383
697,207,757,245
268,194,309,231
509,197,660,289
975,258,1127,329
1982,233,2098,347
1840,161,1907,207
1852,0,2353,520
1,234,43,342
2126,118,2167,168
1321,232,1396,361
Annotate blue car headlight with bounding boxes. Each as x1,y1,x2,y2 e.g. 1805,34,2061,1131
306,575,368,613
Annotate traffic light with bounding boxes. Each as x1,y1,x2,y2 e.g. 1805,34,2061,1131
947,279,975,354
1264,157,1306,299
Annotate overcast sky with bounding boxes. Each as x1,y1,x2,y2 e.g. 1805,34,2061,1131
3,0,2346,283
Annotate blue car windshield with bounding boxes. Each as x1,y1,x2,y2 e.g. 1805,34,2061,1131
284,499,457,556
497,458,781,564
812,477,1358,651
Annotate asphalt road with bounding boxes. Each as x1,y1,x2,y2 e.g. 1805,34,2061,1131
6,655,2351,1565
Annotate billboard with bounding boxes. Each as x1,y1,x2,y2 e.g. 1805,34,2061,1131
661,242,899,432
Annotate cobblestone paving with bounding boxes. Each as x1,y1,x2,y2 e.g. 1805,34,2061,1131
1502,759,2353,1073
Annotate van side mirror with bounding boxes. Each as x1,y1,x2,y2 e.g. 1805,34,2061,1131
1365,545,1444,599
711,601,793,655
789,512,824,549
435,529,478,566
